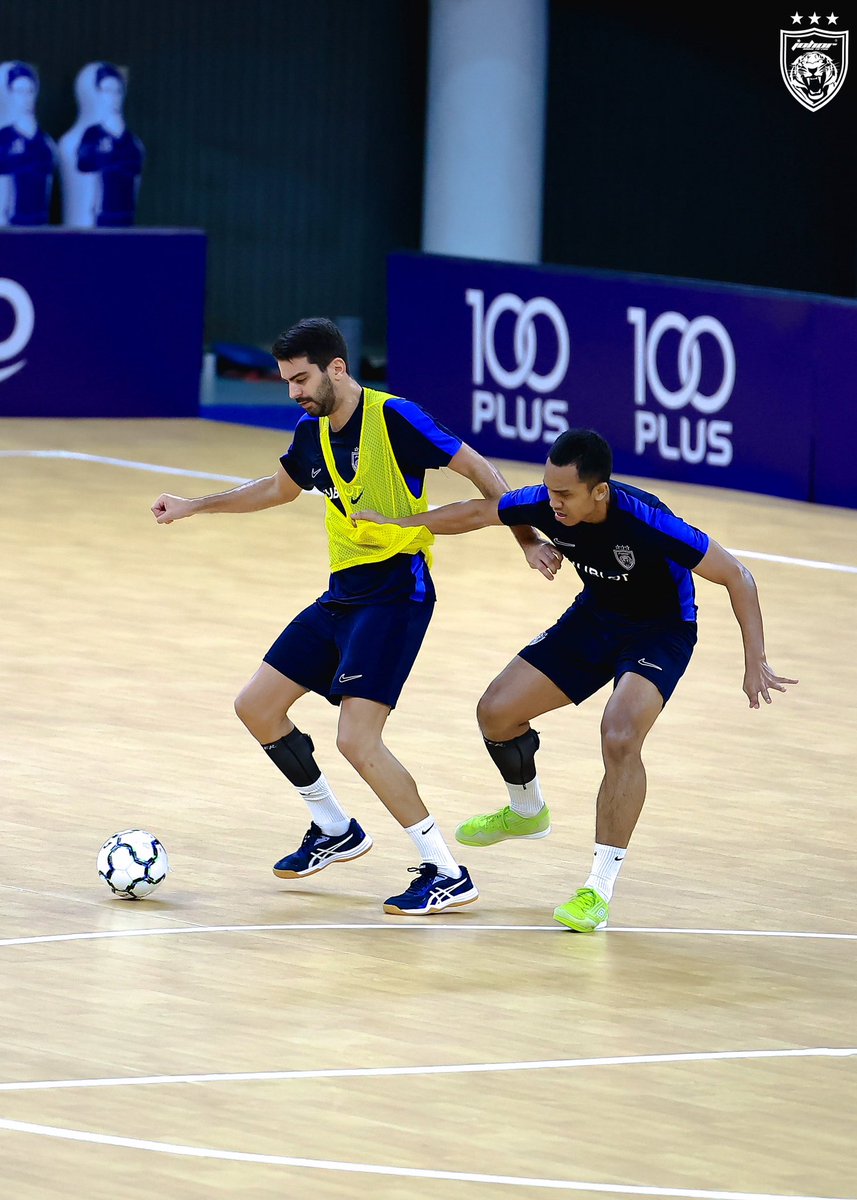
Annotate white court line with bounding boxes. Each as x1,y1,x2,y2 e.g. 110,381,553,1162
1,923,857,948
2,449,856,575
0,448,247,484
0,1046,854,1094
2,449,851,1197
728,548,857,574
0,1116,850,1199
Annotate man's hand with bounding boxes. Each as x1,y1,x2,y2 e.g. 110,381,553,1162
351,509,397,527
743,659,798,709
152,494,196,524
524,539,564,581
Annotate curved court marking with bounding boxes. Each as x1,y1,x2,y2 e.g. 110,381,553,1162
2,922,856,949
2,449,856,574
0,1046,854,1094
0,1114,851,1199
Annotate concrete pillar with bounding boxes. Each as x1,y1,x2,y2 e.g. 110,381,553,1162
422,0,548,263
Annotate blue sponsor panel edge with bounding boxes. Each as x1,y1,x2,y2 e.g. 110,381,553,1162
0,228,206,417
809,303,857,509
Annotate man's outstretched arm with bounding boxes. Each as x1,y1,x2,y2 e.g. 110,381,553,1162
353,496,503,535
446,443,507,501
152,463,301,523
446,445,561,581
693,539,798,708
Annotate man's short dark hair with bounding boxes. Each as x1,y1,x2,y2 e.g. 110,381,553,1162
271,318,349,373
548,428,612,486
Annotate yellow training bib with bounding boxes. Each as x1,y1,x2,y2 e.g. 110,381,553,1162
319,390,435,573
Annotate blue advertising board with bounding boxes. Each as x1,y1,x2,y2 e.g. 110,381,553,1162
387,252,857,506
0,228,206,417
810,303,857,509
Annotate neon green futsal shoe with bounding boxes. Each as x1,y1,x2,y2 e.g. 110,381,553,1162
553,887,609,932
455,804,551,847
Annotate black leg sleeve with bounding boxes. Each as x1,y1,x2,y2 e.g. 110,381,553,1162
482,728,540,785
261,727,321,787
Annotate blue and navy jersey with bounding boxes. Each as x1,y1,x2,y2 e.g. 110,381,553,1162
281,393,462,605
0,125,55,225
499,480,710,621
76,124,144,227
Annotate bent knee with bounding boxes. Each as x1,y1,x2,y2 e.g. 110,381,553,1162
600,721,643,762
476,686,504,733
234,687,279,742
336,728,382,772
233,688,254,728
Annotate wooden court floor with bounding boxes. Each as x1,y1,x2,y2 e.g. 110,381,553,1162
1,417,855,1200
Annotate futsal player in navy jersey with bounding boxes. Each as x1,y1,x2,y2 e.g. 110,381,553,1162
355,428,797,931
152,318,554,914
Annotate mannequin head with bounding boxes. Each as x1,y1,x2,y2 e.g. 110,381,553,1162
4,63,38,122
94,64,126,120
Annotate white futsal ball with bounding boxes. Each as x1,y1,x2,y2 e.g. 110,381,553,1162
97,829,169,900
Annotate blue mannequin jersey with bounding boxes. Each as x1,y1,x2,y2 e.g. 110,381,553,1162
76,125,144,226
0,125,55,224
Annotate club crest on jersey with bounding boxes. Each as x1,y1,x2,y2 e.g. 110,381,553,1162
351,447,360,473
614,545,636,570
780,19,848,112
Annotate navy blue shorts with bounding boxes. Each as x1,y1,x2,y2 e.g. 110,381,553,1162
263,598,435,709
519,599,698,706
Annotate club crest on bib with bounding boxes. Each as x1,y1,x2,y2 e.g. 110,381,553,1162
614,545,635,570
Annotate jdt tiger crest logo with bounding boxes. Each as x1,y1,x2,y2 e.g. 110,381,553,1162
781,14,848,111
614,545,636,571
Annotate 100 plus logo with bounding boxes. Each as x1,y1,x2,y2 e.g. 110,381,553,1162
627,307,735,466
466,289,570,444
0,278,34,384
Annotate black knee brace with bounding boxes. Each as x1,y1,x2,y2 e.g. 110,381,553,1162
483,728,540,785
261,726,320,787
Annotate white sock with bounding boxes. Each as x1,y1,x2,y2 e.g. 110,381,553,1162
405,816,462,878
297,773,351,836
585,843,627,902
507,775,546,817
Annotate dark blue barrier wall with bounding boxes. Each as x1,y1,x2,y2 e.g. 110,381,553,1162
811,305,857,509
0,229,206,418
387,253,857,509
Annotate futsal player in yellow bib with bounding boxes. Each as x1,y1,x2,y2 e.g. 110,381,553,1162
152,318,555,914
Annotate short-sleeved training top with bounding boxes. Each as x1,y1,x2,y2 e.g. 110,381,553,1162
281,393,461,605
76,124,144,226
498,479,710,622
0,125,55,224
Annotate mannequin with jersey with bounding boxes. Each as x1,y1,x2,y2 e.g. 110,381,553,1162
58,62,144,227
0,62,56,226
